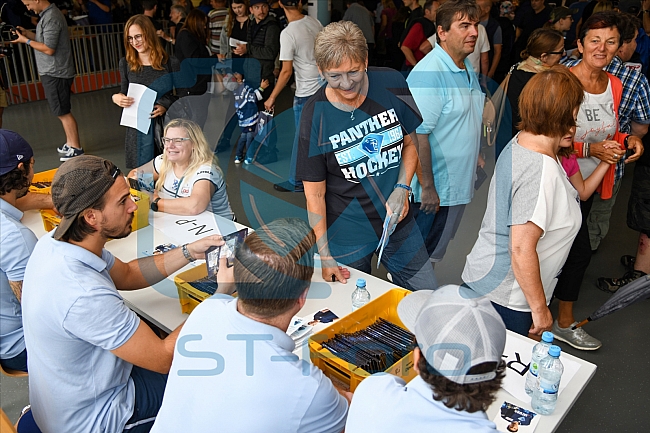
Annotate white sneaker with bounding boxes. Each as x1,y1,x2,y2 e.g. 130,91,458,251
57,143,70,154
59,147,85,161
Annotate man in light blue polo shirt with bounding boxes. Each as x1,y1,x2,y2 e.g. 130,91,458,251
152,218,350,433
407,0,485,266
345,284,507,432
0,129,37,373
22,155,225,433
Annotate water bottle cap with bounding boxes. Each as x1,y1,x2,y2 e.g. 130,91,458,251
356,278,366,287
541,331,554,343
548,345,561,357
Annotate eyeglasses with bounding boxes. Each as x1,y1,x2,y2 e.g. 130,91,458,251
547,49,566,56
127,34,144,44
162,137,191,146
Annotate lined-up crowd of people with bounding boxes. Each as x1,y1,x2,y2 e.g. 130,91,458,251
1,0,650,431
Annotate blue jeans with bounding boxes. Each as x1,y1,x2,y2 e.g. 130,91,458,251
237,128,256,159
123,366,168,432
0,348,27,372
288,95,310,187
328,216,438,291
491,302,533,337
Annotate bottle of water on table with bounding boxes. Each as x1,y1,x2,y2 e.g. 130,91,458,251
351,278,370,311
532,345,564,415
525,331,554,396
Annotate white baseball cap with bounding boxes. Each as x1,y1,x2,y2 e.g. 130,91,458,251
397,284,507,384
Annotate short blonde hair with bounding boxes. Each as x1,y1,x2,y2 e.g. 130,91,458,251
314,21,368,71
156,118,222,191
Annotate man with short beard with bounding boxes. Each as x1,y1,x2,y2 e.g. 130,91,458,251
22,155,225,433
0,129,37,373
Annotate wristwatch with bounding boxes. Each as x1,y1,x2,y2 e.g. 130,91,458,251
150,197,161,212
182,244,195,262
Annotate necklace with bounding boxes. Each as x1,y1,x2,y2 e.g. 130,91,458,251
332,76,366,121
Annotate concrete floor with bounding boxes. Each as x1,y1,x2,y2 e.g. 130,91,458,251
1,86,649,432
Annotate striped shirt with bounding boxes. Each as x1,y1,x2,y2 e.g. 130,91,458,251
208,8,228,56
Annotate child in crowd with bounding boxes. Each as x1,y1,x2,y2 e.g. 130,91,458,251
223,72,269,164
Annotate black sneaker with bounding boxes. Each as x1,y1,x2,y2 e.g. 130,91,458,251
59,147,84,161
273,181,303,193
597,270,646,294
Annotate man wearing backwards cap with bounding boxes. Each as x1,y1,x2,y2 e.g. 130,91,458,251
0,130,37,373
21,155,225,433
345,284,507,432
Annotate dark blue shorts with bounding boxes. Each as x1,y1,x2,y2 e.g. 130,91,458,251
122,366,168,433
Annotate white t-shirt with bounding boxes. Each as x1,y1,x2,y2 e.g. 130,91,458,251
462,137,581,312
151,297,349,433
466,24,490,75
575,79,617,178
280,15,323,97
153,155,233,219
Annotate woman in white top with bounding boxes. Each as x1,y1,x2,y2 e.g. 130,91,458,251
128,118,234,219
462,68,586,337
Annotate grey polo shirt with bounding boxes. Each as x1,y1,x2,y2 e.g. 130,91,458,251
35,4,75,78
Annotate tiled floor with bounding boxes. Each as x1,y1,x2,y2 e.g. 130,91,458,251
1,87,649,431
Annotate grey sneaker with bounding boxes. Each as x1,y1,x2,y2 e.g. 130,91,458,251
59,146,84,161
552,320,602,351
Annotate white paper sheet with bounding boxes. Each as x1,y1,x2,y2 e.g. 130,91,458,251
501,337,581,403
229,37,247,47
150,211,241,246
120,83,157,134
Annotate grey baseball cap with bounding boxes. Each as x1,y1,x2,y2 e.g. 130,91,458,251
51,155,122,240
398,284,507,384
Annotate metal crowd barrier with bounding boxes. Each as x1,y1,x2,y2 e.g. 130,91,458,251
1,21,174,106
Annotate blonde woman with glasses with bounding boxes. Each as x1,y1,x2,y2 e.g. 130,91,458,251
128,119,234,219
113,15,180,170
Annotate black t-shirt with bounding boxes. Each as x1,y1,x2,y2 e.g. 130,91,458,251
297,67,422,246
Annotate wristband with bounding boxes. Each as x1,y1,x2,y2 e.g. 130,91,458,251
26,39,31,46
258,87,264,92
182,244,195,262
394,183,412,192
583,142,590,158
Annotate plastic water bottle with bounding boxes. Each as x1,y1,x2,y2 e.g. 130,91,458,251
351,279,371,311
525,331,554,396
532,345,564,415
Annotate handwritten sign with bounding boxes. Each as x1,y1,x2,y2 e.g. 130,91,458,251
151,211,242,246
501,336,580,403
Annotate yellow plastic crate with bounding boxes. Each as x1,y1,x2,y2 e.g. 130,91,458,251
308,288,417,392
174,265,212,315
29,168,58,194
39,189,150,233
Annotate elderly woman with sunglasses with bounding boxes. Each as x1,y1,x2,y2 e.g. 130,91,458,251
112,15,180,170
296,21,436,291
128,119,234,219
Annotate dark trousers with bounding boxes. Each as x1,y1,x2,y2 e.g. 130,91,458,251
122,366,168,432
553,196,594,302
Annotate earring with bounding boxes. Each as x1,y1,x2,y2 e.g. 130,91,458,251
365,68,368,72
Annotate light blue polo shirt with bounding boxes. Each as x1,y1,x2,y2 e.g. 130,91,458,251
0,199,37,360
151,296,349,433
22,232,140,433
407,44,485,206
345,374,498,433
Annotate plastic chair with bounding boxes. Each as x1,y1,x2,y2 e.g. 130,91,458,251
1,408,17,433
0,363,28,378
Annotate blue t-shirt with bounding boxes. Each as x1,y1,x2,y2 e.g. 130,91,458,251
151,297,348,432
22,233,140,433
407,43,485,206
296,67,422,245
0,199,37,359
87,0,112,25
346,374,498,432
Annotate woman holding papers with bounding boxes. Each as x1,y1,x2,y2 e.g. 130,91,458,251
128,118,234,219
218,0,250,61
112,15,180,170
295,22,436,292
